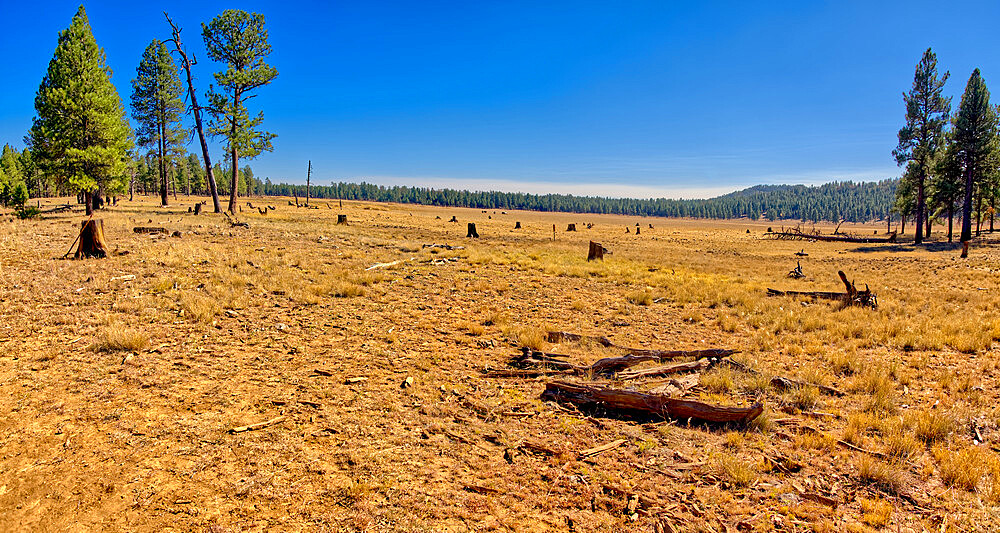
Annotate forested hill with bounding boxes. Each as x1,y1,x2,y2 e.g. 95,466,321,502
256,178,898,223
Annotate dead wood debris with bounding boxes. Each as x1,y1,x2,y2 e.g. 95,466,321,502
228,416,286,434
767,270,877,309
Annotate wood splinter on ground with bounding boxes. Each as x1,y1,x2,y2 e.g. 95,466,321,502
542,381,763,424
229,416,286,434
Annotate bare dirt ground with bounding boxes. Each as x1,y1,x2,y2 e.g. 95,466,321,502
2,196,1000,532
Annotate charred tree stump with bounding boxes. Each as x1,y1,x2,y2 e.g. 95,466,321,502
337,214,348,225
514,221,522,229
587,241,608,261
467,223,479,238
542,381,763,424
567,223,576,231
75,219,109,259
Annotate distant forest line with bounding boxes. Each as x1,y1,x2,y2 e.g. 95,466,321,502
252,179,899,223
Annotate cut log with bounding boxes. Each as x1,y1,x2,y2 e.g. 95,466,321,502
133,226,167,234
467,223,479,238
545,330,735,361
75,219,109,259
542,381,763,424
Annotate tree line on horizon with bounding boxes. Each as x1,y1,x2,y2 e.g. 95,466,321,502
248,179,898,223
892,48,1000,243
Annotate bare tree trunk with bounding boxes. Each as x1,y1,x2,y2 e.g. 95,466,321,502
84,191,93,216
166,14,221,213
976,190,983,236
158,122,168,206
915,174,925,244
961,166,974,242
948,206,954,242
925,208,931,238
306,160,311,207
227,90,241,214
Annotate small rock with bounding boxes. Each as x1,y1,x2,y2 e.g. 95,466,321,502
402,376,414,389
225,310,239,318
276,323,288,332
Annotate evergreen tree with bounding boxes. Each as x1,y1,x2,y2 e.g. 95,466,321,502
931,134,965,241
953,69,999,242
28,6,133,214
893,48,950,244
202,10,278,213
131,39,184,206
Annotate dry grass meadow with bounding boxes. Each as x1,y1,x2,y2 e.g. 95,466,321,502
3,195,1000,532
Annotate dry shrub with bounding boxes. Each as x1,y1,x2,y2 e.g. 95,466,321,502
935,446,986,491
827,350,860,376
906,409,955,444
882,423,921,459
713,455,757,488
92,325,148,353
859,497,893,528
850,365,896,414
854,455,905,495
701,366,736,393
785,384,820,411
178,291,221,322
625,289,653,306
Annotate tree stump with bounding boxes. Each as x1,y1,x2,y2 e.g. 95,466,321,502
961,241,969,258
337,214,348,225
258,207,267,215
467,223,479,238
567,223,576,232
75,219,109,259
449,215,458,222
626,227,630,234
635,227,641,235
514,221,521,229
588,241,606,261
188,206,192,213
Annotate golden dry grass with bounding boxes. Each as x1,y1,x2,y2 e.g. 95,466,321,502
2,195,1000,531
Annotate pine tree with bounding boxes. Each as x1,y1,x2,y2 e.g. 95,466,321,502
893,48,951,244
29,6,132,214
202,10,278,213
952,69,1000,242
131,39,185,206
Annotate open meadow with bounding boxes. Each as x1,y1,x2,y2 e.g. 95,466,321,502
3,196,1000,532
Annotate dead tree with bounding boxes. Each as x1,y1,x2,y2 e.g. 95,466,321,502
305,160,312,207
787,261,804,279
588,241,608,261
337,214,348,225
542,381,763,424
74,219,109,259
767,270,877,309
567,223,576,231
514,221,522,229
467,223,479,238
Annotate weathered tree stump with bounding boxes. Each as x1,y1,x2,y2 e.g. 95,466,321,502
467,223,479,238
588,241,607,261
337,214,348,225
514,221,521,229
75,219,109,259
567,223,576,231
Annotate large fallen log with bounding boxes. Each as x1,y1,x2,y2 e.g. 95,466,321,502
767,270,877,309
545,330,737,360
542,381,763,424
768,230,897,243
497,347,734,377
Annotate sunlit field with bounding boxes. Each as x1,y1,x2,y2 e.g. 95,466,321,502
2,195,999,531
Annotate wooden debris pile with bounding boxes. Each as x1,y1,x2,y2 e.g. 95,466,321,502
488,330,762,425
768,270,877,309
767,226,897,244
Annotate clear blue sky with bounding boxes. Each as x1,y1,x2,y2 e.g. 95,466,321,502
2,1,999,198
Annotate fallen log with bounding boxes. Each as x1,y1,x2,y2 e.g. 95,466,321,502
767,270,877,309
616,359,712,380
506,347,733,377
768,230,897,243
542,381,763,424
133,226,167,234
545,331,737,360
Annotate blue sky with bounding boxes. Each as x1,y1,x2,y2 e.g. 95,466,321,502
2,1,999,198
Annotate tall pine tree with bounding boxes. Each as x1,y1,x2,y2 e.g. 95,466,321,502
29,6,133,214
131,39,185,207
893,48,950,244
953,69,999,242
202,10,278,213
